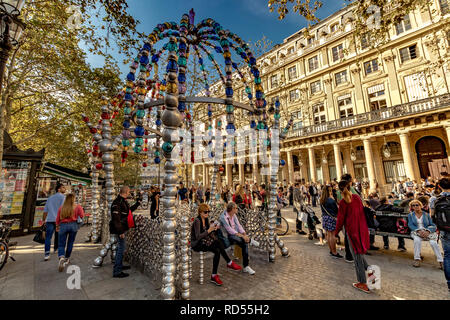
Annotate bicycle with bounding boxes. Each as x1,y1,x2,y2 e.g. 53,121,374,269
262,205,290,236
275,215,290,236
0,219,19,271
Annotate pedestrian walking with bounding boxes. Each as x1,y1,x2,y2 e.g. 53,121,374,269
335,180,371,293
320,185,342,258
293,182,306,235
43,183,66,261
149,186,160,219
55,194,84,272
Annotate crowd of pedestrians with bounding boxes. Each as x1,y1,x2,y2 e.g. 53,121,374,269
39,172,449,293
281,174,450,294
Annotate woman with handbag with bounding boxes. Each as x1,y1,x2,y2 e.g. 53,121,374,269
320,185,342,258
191,203,241,286
407,200,443,268
55,194,84,272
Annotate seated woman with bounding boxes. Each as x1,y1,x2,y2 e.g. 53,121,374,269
407,200,443,268
191,203,241,286
219,202,256,275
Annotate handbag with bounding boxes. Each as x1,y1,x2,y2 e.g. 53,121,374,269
396,218,409,234
127,210,135,229
33,225,46,244
320,204,337,221
297,210,308,224
201,231,217,247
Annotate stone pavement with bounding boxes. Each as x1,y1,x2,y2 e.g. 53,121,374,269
0,226,159,300
0,207,449,300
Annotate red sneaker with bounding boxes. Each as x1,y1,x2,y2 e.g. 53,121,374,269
352,282,370,294
227,261,242,271
210,275,223,286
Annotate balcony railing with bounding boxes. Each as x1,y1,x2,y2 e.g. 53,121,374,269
287,94,450,139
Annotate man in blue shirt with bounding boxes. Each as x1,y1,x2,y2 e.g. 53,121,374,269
43,183,66,260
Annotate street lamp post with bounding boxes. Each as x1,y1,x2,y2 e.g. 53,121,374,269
0,0,26,93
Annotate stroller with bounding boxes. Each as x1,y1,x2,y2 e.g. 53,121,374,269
300,204,324,241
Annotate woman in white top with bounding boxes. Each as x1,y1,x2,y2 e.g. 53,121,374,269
407,200,443,268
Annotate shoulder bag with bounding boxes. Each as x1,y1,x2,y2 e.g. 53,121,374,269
320,204,337,221
127,209,135,228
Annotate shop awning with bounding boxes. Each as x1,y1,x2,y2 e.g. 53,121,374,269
41,162,93,184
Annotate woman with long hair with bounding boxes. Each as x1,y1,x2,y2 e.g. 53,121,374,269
335,180,371,293
191,203,241,285
233,185,248,210
320,185,342,258
55,194,84,272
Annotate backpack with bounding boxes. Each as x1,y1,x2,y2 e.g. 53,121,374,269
434,195,450,232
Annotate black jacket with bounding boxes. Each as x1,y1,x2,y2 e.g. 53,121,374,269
191,216,211,249
109,195,140,235
375,203,404,213
363,207,376,229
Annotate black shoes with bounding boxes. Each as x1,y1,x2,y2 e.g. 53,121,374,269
113,272,129,278
122,265,131,270
369,245,379,251
330,252,343,259
398,246,407,252
297,230,307,235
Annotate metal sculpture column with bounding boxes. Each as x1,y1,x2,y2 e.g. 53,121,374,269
177,15,190,300
160,35,182,300
90,166,101,242
90,98,123,267
270,101,290,260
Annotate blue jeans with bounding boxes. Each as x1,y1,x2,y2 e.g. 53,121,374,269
58,222,78,259
228,234,249,267
113,236,126,276
44,222,58,256
442,231,450,290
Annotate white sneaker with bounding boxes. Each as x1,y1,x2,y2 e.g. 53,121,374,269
243,266,255,275
250,239,260,247
63,258,70,267
58,257,65,272
44,255,50,261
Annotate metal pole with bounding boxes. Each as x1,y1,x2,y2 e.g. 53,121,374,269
160,35,182,300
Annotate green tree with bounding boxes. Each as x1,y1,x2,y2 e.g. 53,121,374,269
1,0,142,173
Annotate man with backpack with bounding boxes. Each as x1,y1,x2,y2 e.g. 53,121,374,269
433,177,450,292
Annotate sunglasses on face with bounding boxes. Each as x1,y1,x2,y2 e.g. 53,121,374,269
411,204,420,207
202,211,211,214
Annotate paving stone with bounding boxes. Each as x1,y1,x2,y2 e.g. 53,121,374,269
1,208,449,300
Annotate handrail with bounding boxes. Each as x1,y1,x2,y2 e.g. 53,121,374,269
287,93,450,139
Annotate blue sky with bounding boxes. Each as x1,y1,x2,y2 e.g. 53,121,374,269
87,0,347,77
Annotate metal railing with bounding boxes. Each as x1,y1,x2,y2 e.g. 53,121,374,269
287,94,450,139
